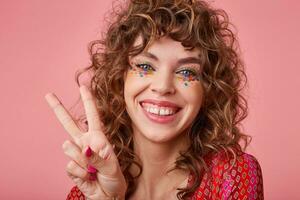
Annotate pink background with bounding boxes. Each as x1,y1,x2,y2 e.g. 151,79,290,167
0,0,299,199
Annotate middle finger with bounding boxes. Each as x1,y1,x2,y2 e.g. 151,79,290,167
79,85,103,132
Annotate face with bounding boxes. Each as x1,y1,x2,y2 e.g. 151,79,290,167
124,36,204,144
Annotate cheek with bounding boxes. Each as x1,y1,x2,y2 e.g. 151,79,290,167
177,80,204,106
124,70,150,100
127,67,154,78
125,69,150,88
175,75,202,90
175,75,201,87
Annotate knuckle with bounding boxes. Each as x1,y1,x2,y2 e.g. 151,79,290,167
66,161,75,171
52,102,62,110
74,138,82,147
66,172,71,177
88,111,100,121
61,115,73,125
62,140,71,150
74,154,82,163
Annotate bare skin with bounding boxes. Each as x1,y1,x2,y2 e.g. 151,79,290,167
124,37,203,199
128,128,190,200
45,37,203,199
46,86,192,200
45,85,127,200
45,85,190,200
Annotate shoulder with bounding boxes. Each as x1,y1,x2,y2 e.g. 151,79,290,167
209,147,263,177
191,147,264,199
66,186,85,200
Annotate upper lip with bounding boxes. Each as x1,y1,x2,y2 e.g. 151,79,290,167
140,99,181,108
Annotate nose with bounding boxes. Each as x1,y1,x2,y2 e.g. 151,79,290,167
150,69,175,95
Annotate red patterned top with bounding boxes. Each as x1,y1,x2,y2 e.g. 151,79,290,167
67,148,264,200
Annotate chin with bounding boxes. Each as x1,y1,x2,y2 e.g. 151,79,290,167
135,127,184,144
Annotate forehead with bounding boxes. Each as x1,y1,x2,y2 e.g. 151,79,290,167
131,35,201,59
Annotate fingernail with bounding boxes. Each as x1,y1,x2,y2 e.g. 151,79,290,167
87,164,97,173
89,173,97,181
85,146,92,157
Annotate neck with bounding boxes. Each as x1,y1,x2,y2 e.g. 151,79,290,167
130,129,190,198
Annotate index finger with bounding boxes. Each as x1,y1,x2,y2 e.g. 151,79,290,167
79,85,103,132
45,93,82,141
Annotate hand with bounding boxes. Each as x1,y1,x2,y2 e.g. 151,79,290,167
45,85,127,200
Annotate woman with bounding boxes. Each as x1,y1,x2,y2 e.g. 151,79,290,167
45,0,264,199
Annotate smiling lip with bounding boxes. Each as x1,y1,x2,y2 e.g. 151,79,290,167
139,99,181,124
140,99,181,108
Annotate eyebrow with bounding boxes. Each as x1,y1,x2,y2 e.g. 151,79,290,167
140,52,201,65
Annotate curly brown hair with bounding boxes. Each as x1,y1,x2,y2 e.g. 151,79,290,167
72,0,251,199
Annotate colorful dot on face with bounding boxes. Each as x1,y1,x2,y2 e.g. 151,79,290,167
176,74,202,87
143,70,153,76
129,63,154,77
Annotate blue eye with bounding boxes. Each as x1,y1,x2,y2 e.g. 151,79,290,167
177,69,197,77
135,63,155,72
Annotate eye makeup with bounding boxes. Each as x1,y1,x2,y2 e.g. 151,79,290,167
175,66,201,87
128,60,202,87
128,61,155,77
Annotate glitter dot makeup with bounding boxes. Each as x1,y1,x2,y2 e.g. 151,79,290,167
128,61,154,77
176,72,201,87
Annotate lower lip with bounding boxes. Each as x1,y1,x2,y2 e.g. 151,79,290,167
140,104,179,124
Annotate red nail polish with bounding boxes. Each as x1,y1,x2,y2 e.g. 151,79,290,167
89,173,97,181
87,164,97,173
85,146,92,157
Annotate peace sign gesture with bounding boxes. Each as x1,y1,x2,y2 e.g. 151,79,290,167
45,85,127,200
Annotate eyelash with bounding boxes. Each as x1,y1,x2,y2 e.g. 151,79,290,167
176,68,198,77
134,63,198,77
135,63,154,72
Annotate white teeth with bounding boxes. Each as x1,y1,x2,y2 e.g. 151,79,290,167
165,109,170,115
141,103,177,116
159,109,166,115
